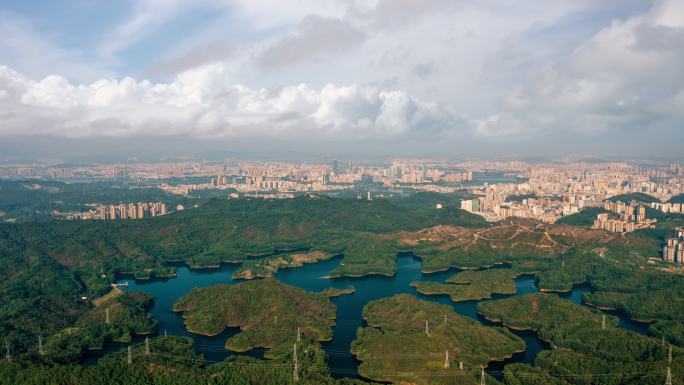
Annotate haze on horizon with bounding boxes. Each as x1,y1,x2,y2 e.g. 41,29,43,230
1,0,684,161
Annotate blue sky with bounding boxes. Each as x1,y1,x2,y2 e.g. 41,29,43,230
0,0,682,157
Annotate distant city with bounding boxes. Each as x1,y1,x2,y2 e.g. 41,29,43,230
3,158,684,265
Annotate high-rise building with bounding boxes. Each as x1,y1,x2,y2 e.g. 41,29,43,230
663,227,684,264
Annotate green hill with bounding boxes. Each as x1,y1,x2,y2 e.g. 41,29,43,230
668,193,684,204
555,207,611,226
608,192,661,204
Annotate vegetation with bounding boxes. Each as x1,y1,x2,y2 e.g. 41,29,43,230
43,292,157,363
0,336,370,385
477,293,611,335
555,207,611,226
0,180,192,222
411,268,517,302
668,193,684,204
2,193,684,383
479,293,684,385
0,195,489,360
321,286,355,297
173,279,336,358
233,251,333,279
351,294,523,384
505,193,537,203
649,320,684,347
608,193,661,204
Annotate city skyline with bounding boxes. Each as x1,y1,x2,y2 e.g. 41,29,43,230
1,0,684,158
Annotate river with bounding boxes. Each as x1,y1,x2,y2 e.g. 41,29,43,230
97,253,649,379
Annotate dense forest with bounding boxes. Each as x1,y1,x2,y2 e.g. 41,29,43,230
1,192,684,384
478,293,682,385
351,294,522,384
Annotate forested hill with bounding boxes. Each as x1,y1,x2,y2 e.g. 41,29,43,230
608,192,661,204
0,195,488,357
2,194,488,283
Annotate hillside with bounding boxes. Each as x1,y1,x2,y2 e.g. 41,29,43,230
173,279,336,358
555,207,611,226
608,192,661,204
351,294,522,384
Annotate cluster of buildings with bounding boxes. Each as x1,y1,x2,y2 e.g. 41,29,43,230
69,202,170,220
591,200,656,233
649,201,684,214
663,228,684,264
459,161,684,223
161,160,477,197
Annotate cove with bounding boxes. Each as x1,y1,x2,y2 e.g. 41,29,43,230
102,253,649,380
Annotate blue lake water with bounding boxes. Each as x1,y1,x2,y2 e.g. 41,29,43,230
101,253,650,379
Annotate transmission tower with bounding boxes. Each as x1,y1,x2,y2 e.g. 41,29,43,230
425,320,429,337
665,367,672,385
444,314,447,325
444,350,450,369
127,346,132,365
105,308,110,325
297,327,301,343
38,335,44,356
145,337,150,356
293,343,299,382
668,344,672,363
602,314,606,330
5,341,10,362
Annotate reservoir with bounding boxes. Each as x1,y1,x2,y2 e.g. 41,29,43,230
104,253,650,379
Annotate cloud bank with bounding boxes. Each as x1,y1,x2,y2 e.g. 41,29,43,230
0,64,461,140
1,0,684,157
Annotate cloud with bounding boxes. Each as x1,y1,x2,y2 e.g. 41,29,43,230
148,40,237,75
483,0,684,138
255,15,366,69
0,63,462,140
99,0,191,58
411,61,437,79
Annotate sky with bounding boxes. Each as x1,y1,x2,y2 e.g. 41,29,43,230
1,0,683,161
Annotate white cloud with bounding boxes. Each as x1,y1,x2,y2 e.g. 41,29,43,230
0,64,462,140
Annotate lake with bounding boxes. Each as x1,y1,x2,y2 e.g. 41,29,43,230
99,253,650,379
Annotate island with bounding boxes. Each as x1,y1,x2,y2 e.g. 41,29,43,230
320,286,355,298
411,268,517,302
350,294,524,384
172,278,336,358
477,293,681,384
